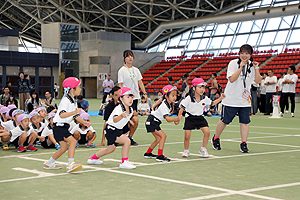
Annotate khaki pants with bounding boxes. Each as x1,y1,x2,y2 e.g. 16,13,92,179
19,92,30,110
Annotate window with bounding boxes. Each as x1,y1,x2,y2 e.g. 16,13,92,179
181,31,191,40
238,21,253,33
6,66,20,75
274,31,289,44
234,35,249,47
23,67,35,76
265,18,281,30
280,16,294,29
221,36,233,48
39,67,51,76
289,29,300,43
169,35,181,47
198,38,209,50
187,39,200,50
215,24,227,36
247,33,259,46
209,37,223,49
157,42,167,52
260,32,276,45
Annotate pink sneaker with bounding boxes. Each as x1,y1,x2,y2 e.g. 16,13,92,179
27,145,38,152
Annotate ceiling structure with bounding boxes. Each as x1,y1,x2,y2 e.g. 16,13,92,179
0,0,260,49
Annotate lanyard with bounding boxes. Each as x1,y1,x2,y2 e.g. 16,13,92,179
124,64,136,80
242,64,250,89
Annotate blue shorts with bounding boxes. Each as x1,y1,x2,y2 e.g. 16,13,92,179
221,105,251,125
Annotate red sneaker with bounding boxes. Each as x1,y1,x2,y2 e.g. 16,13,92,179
17,146,27,153
27,145,38,152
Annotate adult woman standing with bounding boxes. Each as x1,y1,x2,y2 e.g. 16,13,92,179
211,44,261,153
118,50,147,146
17,72,31,110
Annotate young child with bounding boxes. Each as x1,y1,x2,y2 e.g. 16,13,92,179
40,113,60,149
43,77,90,173
71,112,96,148
0,114,38,152
144,85,182,162
29,110,46,146
178,78,225,158
87,87,136,169
36,107,48,127
137,96,150,116
0,106,9,124
1,109,24,131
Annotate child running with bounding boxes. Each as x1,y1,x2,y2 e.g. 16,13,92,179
144,85,182,162
43,77,90,173
87,87,136,169
178,78,225,158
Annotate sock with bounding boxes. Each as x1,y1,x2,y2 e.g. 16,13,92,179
68,158,74,165
158,149,163,156
2,140,8,145
214,136,220,140
28,143,33,147
48,157,56,163
90,154,99,160
121,157,128,163
200,147,206,150
184,149,189,152
146,147,153,154
242,141,247,143
19,145,23,147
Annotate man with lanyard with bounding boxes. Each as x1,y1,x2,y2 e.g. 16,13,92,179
102,74,114,104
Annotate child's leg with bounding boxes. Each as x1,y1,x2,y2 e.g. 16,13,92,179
200,127,210,148
184,130,191,150
86,131,94,141
73,131,81,141
18,133,28,146
64,136,77,159
94,145,116,158
147,132,161,151
115,134,131,158
152,130,167,156
52,141,68,160
28,132,38,144
101,123,106,146
240,123,249,142
128,115,138,138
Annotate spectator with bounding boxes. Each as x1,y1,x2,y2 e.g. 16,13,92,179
102,74,114,104
168,77,174,85
6,94,18,108
264,69,277,115
43,90,58,113
0,86,11,106
1,81,12,95
209,73,218,100
251,80,259,115
77,95,89,112
259,73,267,113
137,96,150,116
17,72,31,110
181,74,189,98
277,73,287,113
54,83,59,99
25,91,42,113
157,91,163,99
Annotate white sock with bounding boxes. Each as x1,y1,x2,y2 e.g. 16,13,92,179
48,157,56,163
68,158,74,164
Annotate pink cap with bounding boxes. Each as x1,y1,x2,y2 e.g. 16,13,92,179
47,112,56,120
162,85,177,95
17,114,30,123
12,109,25,117
118,87,135,97
8,104,17,110
35,106,46,113
63,77,81,89
80,109,86,115
192,78,207,87
80,112,90,120
1,107,9,114
6,111,10,119
29,110,40,119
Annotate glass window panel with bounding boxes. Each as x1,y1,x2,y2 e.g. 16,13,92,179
181,31,191,40
280,16,294,29
227,23,238,34
60,24,79,42
209,37,223,49
18,47,27,52
60,42,79,60
252,19,265,32
261,0,272,5
39,77,51,86
271,45,284,53
0,66,3,75
289,29,300,43
179,40,187,46
61,60,79,78
234,35,249,47
185,52,194,58
205,25,214,31
221,36,233,48
39,67,51,76
238,21,253,33
265,18,281,30
6,66,20,75
203,30,212,37
148,45,158,53
165,49,183,58
260,32,276,45
169,35,181,47
23,67,35,76
247,33,259,46
187,39,200,50
157,42,166,52
192,32,203,38
274,31,289,44
198,38,209,50
194,26,205,32
215,24,227,36
294,15,300,27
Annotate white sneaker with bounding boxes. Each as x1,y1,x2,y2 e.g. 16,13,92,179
87,157,103,165
199,147,209,158
43,161,62,170
182,150,190,158
279,112,283,117
66,161,82,173
291,113,294,117
119,160,136,169
285,110,289,114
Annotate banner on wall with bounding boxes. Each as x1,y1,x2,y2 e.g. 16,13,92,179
99,73,107,81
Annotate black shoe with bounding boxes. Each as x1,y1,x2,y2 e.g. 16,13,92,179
144,152,157,158
240,142,249,153
156,155,170,162
128,137,138,146
211,134,221,150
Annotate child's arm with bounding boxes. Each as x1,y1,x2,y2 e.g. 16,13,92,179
178,107,185,118
87,132,96,146
74,115,91,127
113,111,127,123
152,98,162,110
212,93,226,106
0,130,10,137
60,108,81,119
165,115,183,123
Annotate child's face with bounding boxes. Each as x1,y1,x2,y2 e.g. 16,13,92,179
158,92,163,97
166,90,177,103
21,118,30,128
112,91,119,102
73,85,82,96
239,51,251,62
141,98,146,103
32,94,37,99
39,110,46,118
31,115,40,124
194,85,205,96
215,93,220,99
49,117,53,125
121,94,133,107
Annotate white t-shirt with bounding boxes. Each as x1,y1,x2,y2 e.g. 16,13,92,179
70,124,95,135
118,66,143,100
260,80,266,95
137,103,150,112
180,95,212,117
282,74,298,93
150,99,172,121
53,94,78,125
265,76,277,93
29,122,46,135
69,121,77,132
41,124,53,137
222,59,256,107
10,125,35,142
106,103,133,130
2,120,17,131
277,78,284,92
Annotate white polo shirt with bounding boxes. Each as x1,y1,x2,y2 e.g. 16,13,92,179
2,120,17,131
277,77,284,92
282,74,298,93
53,94,79,125
180,95,212,117
70,124,95,135
150,100,172,122
265,76,277,93
69,121,77,132
222,59,255,107
137,103,150,112
10,125,35,142
29,122,46,135
106,103,133,130
41,124,53,137
118,66,143,100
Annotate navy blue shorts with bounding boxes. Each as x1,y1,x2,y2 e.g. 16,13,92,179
53,123,72,142
11,136,29,147
221,105,251,124
105,125,123,146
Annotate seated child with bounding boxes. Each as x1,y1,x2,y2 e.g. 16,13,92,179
29,110,46,146
1,109,24,131
36,107,48,127
40,113,60,149
137,96,150,116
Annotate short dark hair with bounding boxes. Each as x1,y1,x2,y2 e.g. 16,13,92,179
3,86,9,90
212,73,217,77
110,86,121,95
268,69,273,73
19,72,24,76
154,98,159,101
6,81,11,85
123,50,134,63
289,65,295,73
24,74,28,78
141,96,146,100
77,95,83,100
45,90,51,95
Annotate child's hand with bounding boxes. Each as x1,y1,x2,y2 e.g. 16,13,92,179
178,115,183,121
253,61,259,67
221,93,226,99
76,108,82,114
121,111,127,118
84,121,91,127
40,136,45,142
87,140,93,146
174,121,179,125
